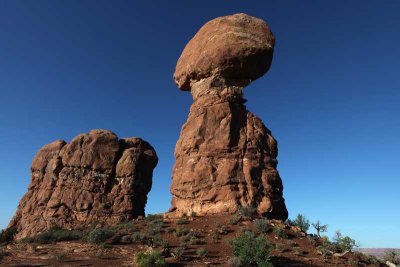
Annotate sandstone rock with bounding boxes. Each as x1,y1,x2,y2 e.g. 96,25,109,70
174,13,275,91
333,251,350,258
170,14,288,220
290,226,303,233
8,130,158,239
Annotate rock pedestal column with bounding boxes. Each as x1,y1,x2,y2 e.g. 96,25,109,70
169,13,288,220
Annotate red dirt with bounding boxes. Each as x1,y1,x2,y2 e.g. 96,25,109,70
0,214,383,266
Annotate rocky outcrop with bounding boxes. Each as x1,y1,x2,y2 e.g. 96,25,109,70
9,130,158,239
170,13,288,220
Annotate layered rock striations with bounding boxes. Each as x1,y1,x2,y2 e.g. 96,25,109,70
170,13,288,220
9,130,158,239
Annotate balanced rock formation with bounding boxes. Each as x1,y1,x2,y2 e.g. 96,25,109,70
170,13,288,220
9,130,158,239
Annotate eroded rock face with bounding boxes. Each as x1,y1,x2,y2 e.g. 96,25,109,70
170,13,288,220
9,130,158,239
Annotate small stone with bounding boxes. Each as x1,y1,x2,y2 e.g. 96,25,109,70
386,261,397,267
290,226,302,232
333,251,349,257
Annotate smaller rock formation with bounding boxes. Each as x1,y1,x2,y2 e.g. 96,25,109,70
9,130,158,239
170,13,288,220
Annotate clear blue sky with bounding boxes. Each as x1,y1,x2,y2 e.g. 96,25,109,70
0,1,399,248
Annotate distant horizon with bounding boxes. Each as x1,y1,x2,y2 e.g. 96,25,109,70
1,1,399,248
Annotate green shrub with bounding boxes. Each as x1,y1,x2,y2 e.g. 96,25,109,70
227,214,241,225
113,221,136,235
133,251,166,267
321,253,329,262
307,235,318,246
311,220,328,237
145,214,163,222
87,228,115,244
196,247,207,257
160,239,169,251
180,233,191,243
293,247,303,256
272,226,288,239
174,226,189,237
236,206,256,219
337,236,357,252
22,228,83,244
320,236,336,251
180,230,202,245
274,243,285,253
172,246,184,260
384,249,400,265
190,211,197,217
227,256,242,267
365,255,381,265
287,214,310,232
211,231,220,243
95,249,105,259
131,232,142,243
229,231,273,267
0,227,17,245
153,235,168,249
320,235,330,243
51,229,84,242
332,231,358,252
116,220,135,227
145,220,164,236
191,230,202,238
348,257,360,266
216,223,229,235
189,236,204,245
177,216,188,225
254,218,269,234
317,245,330,260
